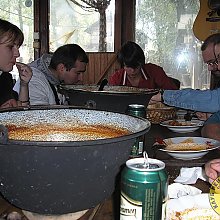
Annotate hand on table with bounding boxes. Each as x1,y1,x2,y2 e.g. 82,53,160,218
0,99,18,109
195,112,212,121
205,159,220,183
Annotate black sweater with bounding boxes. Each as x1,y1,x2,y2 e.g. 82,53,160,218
0,72,18,106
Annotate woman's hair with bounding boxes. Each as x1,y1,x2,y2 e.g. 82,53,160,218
49,44,89,71
0,18,24,46
118,41,145,68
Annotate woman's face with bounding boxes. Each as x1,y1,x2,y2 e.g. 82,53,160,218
124,65,141,78
0,36,20,72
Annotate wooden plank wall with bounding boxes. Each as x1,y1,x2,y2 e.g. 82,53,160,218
83,53,121,85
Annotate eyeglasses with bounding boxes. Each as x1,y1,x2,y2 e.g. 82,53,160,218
206,43,220,67
207,48,220,67
207,59,218,67
207,53,220,67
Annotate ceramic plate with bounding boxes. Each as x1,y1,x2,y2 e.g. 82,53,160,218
164,194,220,220
159,137,220,160
160,119,204,133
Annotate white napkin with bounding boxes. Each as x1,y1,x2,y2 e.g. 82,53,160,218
174,167,208,184
168,183,202,199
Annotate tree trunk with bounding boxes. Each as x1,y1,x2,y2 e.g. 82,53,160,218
99,9,107,52
18,0,23,32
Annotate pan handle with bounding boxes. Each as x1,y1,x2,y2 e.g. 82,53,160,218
0,124,8,144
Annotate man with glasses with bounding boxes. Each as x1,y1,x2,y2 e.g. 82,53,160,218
14,44,88,105
150,33,220,141
202,34,220,85
150,33,220,183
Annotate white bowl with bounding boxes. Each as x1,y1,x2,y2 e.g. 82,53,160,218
160,119,204,133
165,194,220,219
159,137,220,160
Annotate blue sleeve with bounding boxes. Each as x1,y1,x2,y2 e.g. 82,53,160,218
205,111,220,124
163,88,220,113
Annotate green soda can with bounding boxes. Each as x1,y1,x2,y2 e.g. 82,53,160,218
126,104,146,158
120,155,168,220
126,104,146,118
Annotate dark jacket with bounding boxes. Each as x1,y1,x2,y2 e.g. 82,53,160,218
0,72,18,106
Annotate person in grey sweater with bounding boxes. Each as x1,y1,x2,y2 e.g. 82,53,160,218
14,44,88,105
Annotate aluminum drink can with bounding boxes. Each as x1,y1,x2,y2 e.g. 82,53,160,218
126,104,146,118
129,135,144,158
120,157,168,220
126,104,146,158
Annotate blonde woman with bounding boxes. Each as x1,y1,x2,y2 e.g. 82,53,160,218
0,18,32,108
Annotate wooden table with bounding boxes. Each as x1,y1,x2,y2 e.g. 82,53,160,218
0,124,219,219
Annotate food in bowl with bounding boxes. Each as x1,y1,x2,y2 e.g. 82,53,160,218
164,138,214,151
168,120,194,126
166,193,220,219
170,207,220,220
165,143,214,151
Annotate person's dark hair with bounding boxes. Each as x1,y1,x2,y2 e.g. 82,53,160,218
118,41,145,68
49,44,89,71
0,18,24,46
201,33,220,51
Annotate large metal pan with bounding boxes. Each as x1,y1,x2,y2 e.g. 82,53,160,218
58,85,158,113
0,106,151,215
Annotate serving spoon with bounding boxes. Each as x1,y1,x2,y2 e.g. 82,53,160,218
98,78,108,91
